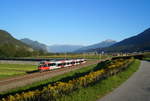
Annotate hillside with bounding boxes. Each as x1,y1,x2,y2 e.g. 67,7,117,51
0,30,30,48
75,39,116,53
0,30,34,57
93,28,150,53
21,38,48,52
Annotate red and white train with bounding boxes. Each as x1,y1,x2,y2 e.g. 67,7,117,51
38,59,86,71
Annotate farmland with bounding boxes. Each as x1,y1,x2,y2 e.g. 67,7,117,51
30,53,110,59
143,58,150,61
0,64,37,79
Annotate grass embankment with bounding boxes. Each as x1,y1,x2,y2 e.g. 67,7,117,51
0,64,97,97
0,64,36,79
58,59,140,101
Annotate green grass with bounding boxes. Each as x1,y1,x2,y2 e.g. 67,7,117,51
143,58,150,61
0,64,97,97
0,64,37,79
57,59,141,101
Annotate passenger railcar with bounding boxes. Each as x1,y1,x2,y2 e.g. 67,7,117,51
38,59,86,71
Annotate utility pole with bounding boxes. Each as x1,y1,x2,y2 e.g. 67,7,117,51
65,52,67,60
99,53,101,60
83,53,85,59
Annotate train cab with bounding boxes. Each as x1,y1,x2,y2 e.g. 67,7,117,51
38,61,58,71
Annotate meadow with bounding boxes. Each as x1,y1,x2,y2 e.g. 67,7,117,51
0,64,37,79
31,53,110,59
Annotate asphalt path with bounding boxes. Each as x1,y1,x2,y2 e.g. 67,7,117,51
98,61,150,101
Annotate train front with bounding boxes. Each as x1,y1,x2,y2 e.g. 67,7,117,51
38,61,49,71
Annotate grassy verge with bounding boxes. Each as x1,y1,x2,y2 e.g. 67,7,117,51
0,64,97,97
58,59,140,101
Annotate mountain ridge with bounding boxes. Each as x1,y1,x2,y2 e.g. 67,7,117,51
91,28,150,53
75,39,117,53
21,38,48,52
0,30,34,57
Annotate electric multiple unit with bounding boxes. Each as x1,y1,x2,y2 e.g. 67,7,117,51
38,59,86,71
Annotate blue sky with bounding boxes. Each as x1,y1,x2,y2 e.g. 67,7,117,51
0,0,150,45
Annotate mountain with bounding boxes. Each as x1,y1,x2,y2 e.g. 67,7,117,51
75,39,117,53
93,28,150,53
48,45,83,53
21,38,48,52
0,30,34,57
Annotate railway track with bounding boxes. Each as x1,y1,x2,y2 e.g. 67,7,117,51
0,60,104,92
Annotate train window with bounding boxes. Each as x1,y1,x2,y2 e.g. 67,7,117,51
58,64,62,66
58,63,66,66
48,63,56,66
71,62,75,64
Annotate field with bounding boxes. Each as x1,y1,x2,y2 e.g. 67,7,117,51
30,53,110,59
143,52,150,61
143,58,150,61
0,64,37,79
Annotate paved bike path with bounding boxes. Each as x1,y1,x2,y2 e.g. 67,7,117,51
98,61,150,101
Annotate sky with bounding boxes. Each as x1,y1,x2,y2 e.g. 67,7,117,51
0,0,150,46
